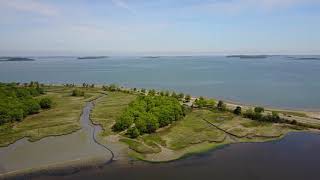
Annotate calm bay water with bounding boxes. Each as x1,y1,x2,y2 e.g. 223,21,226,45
1,55,319,109
1,56,320,179
39,132,320,180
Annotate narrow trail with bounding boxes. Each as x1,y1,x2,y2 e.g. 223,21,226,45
201,118,283,139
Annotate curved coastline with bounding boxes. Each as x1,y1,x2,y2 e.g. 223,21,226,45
131,130,320,164
1,85,320,179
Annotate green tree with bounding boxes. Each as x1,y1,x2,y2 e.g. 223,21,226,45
160,91,165,96
217,100,227,111
39,97,53,109
23,99,40,115
171,91,178,99
9,109,24,122
207,99,216,108
178,93,184,100
271,111,280,122
113,113,134,131
108,84,118,91
148,89,156,96
126,127,140,138
185,94,191,102
164,90,170,96
195,96,207,108
233,106,242,115
144,113,159,133
254,107,265,113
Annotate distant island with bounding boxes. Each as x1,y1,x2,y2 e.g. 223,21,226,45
142,56,161,58
226,55,269,59
77,56,108,59
0,57,35,61
287,57,320,61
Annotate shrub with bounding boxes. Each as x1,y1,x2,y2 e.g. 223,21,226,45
195,96,206,108
206,99,216,108
185,94,191,102
233,106,242,115
108,84,118,91
127,127,140,138
24,99,40,115
243,109,262,120
254,107,265,113
178,93,184,100
71,89,84,96
164,90,170,96
160,91,165,96
113,113,134,131
217,100,227,111
291,120,298,125
171,92,178,99
39,97,53,109
148,89,156,96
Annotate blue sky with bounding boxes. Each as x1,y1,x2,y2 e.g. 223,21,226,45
0,0,319,55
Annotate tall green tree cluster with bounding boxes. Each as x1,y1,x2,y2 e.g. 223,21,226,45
243,108,281,123
113,95,185,137
194,97,216,108
0,83,50,125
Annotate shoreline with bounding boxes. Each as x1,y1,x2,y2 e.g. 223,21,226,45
1,83,320,178
0,155,108,179
5,82,320,112
127,129,320,163
2,131,319,179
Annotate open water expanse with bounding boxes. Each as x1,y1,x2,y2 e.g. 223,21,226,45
1,55,320,110
1,55,320,179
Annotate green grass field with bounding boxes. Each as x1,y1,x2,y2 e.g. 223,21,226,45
0,86,102,147
0,86,316,162
91,91,137,136
117,109,303,161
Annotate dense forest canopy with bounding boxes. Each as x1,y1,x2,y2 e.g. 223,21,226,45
0,82,49,125
113,95,187,138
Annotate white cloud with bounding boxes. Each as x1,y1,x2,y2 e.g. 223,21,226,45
0,0,59,16
188,0,316,14
111,0,136,14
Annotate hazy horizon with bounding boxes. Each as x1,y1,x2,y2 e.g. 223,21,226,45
1,0,320,55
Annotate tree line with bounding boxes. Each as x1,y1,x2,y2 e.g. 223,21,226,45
113,95,188,138
0,82,52,125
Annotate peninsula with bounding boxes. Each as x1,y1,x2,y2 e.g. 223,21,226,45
1,82,320,172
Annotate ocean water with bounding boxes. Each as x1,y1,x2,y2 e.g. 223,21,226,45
0,55,320,110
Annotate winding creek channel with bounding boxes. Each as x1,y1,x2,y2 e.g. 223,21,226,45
0,96,115,176
1,96,320,179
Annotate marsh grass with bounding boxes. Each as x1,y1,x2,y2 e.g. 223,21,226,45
0,87,101,147
91,92,137,136
120,138,161,154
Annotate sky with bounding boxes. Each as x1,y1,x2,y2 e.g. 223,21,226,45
0,0,320,56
